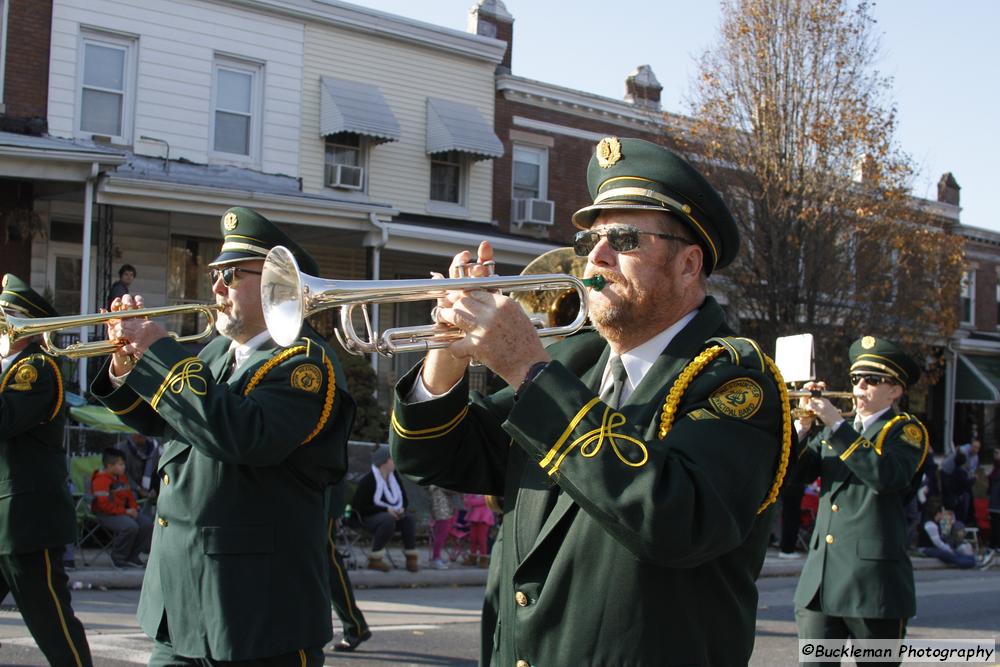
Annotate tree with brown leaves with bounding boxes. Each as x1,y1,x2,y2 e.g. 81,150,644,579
684,0,964,387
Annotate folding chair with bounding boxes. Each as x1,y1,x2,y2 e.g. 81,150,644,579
444,509,471,564
68,454,116,566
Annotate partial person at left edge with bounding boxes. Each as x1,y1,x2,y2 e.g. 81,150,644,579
0,273,93,666
91,207,356,666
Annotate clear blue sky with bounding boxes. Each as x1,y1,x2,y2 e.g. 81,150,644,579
349,0,999,232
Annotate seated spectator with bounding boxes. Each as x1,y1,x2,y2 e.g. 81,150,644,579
920,508,994,570
941,451,975,524
462,494,495,568
352,446,419,573
116,433,161,511
91,448,154,569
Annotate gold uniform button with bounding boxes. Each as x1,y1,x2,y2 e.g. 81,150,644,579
515,591,529,607
825,534,834,544
162,473,170,486
158,517,169,527
516,661,530,667
831,504,839,513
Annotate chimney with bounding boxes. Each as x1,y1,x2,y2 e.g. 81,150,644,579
851,153,878,184
937,172,960,206
468,0,514,73
624,65,662,111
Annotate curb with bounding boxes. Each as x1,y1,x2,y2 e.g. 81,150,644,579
67,556,951,591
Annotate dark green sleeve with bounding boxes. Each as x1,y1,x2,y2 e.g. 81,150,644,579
90,358,167,436
789,428,822,484
0,355,62,436
822,417,926,493
124,336,344,466
505,359,782,568
390,362,513,495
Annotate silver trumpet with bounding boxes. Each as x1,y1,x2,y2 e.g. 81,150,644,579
261,245,599,357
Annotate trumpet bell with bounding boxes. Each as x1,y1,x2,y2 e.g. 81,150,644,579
514,248,590,329
261,245,306,347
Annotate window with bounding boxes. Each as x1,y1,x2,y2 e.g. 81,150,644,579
211,57,262,161
430,151,463,203
78,31,136,141
961,270,975,326
168,236,218,336
0,0,9,110
324,133,366,190
512,145,548,200
995,280,1000,330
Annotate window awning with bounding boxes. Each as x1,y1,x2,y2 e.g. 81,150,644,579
320,77,401,144
955,354,1000,404
425,97,503,160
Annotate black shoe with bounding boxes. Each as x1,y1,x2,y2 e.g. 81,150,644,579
333,629,372,652
126,558,145,568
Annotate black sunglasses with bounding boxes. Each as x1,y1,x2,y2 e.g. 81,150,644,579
209,266,262,287
573,225,695,257
850,373,893,387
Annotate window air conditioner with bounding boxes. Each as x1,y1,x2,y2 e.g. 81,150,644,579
325,164,364,190
512,198,555,226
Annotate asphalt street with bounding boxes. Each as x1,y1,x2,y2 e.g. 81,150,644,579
0,569,996,666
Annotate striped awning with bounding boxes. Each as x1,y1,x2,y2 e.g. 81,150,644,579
320,77,401,144
425,97,503,160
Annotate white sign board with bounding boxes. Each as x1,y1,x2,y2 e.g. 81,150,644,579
774,334,815,384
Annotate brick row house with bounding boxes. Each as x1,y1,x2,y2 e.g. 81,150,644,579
3,0,997,443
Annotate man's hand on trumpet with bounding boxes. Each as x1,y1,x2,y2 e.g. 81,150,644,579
106,294,168,375
422,241,550,391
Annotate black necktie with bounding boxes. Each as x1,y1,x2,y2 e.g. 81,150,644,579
603,356,628,409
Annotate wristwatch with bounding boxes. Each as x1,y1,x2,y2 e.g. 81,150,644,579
514,361,549,401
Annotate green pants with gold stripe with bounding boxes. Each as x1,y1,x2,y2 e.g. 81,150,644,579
0,547,92,667
327,518,369,642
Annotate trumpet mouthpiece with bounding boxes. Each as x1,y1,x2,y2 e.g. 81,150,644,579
583,275,606,291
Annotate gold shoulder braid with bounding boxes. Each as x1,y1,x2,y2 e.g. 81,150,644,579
657,344,791,515
243,343,336,446
873,413,929,468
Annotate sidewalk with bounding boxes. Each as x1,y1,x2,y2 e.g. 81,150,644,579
67,546,951,591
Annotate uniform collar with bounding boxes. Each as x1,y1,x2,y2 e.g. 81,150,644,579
857,405,893,432
1,348,25,375
600,308,699,405
228,329,273,372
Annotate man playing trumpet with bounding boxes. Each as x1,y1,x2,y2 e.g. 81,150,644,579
92,207,355,666
390,137,788,665
793,336,928,665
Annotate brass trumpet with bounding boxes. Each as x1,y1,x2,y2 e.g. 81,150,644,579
261,245,600,356
787,389,856,419
0,303,222,358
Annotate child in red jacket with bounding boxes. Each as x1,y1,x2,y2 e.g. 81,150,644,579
91,448,152,568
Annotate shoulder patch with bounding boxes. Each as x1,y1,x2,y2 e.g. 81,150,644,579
900,422,924,449
290,363,323,393
687,408,720,421
708,377,763,419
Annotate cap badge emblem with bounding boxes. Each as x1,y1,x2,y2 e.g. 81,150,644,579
596,137,623,168
223,212,239,231
861,336,876,350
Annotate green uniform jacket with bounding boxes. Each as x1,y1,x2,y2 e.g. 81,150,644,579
793,408,928,619
391,298,787,666
0,342,75,554
92,328,355,660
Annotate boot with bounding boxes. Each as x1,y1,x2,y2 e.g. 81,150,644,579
478,554,489,569
463,553,478,567
367,550,391,572
405,550,420,572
